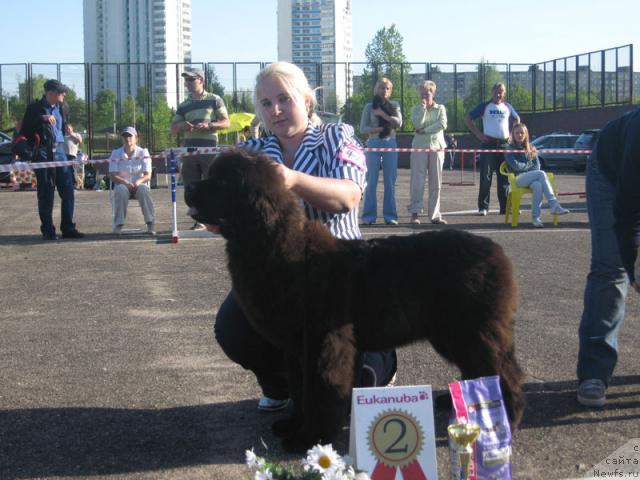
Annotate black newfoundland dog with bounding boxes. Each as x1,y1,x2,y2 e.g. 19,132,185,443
185,149,525,452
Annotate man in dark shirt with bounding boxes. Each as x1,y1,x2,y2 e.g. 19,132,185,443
21,79,84,240
577,107,640,407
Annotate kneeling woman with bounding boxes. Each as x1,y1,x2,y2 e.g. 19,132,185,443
212,62,397,411
505,123,569,228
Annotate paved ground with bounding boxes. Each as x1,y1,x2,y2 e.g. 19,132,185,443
1,168,638,480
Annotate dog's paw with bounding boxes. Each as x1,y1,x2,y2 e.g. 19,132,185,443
281,432,316,454
272,416,302,438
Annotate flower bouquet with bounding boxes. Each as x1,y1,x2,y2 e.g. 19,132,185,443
245,444,370,480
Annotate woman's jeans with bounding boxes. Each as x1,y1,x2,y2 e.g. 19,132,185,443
362,137,398,223
514,170,558,219
577,154,629,385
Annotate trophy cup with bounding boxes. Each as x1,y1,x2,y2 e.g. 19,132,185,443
448,422,481,480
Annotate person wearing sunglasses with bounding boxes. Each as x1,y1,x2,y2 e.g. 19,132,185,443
170,67,230,230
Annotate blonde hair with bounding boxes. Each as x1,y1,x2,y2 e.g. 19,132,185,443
420,80,437,95
254,62,320,127
509,123,537,160
492,82,506,94
374,77,393,95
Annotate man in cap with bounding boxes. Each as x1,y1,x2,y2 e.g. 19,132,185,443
108,126,156,235
20,79,84,240
170,67,230,230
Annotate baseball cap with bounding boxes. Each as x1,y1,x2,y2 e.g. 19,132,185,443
121,126,138,137
181,67,205,80
44,79,69,94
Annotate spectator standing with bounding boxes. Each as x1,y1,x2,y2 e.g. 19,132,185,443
64,123,83,189
170,67,230,230
108,127,156,235
213,62,397,412
408,80,448,225
505,123,569,227
446,134,457,170
20,79,84,240
465,82,520,216
576,107,640,407
360,78,403,225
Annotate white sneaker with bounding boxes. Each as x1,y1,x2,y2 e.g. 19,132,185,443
550,203,570,215
532,218,544,228
478,209,488,216
257,396,290,412
190,222,206,231
146,223,156,236
112,225,123,235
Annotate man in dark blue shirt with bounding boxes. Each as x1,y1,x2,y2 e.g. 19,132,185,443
577,107,640,408
20,79,84,240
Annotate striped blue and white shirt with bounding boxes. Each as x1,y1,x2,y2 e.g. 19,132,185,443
241,122,366,240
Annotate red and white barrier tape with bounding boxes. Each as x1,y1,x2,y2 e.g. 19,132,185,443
0,146,592,173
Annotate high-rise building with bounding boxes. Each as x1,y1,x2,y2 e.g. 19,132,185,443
277,0,352,114
83,0,192,109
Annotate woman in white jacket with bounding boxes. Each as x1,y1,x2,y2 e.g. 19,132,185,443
408,80,448,224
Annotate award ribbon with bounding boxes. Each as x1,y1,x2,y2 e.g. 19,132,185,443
367,409,428,480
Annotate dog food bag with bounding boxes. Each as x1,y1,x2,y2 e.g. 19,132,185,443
448,375,512,480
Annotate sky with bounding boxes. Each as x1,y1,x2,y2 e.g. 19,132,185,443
0,0,638,86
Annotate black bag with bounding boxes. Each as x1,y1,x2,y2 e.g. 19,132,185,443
12,134,40,161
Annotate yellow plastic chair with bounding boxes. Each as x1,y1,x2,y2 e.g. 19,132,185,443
499,162,558,227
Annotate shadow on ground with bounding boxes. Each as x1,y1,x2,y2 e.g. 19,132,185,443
3,377,638,479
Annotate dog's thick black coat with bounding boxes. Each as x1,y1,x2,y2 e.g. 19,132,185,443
372,94,397,138
186,149,525,452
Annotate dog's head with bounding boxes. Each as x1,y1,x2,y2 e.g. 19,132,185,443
185,148,302,238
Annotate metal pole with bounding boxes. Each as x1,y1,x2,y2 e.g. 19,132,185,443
170,149,179,243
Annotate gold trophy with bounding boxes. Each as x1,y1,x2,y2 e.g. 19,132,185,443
448,422,481,480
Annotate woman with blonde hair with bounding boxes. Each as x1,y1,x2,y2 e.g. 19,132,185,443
408,80,448,224
505,123,569,227
214,61,397,412
359,77,403,225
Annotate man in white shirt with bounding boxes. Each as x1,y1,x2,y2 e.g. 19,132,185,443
465,83,520,216
108,126,156,235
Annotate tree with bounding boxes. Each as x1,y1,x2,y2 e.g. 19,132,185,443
342,24,411,132
93,89,117,133
150,95,175,151
205,66,225,97
121,95,144,129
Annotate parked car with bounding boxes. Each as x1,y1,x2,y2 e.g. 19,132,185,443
530,133,580,171
0,131,13,184
573,129,600,172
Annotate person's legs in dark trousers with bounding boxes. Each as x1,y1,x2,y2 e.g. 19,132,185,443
35,166,56,237
214,291,289,400
55,163,77,235
477,149,492,212
491,150,508,214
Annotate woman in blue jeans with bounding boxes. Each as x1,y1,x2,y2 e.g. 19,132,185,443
359,78,403,225
213,62,397,412
505,123,569,227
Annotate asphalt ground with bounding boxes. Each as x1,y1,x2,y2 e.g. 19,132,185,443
0,167,638,480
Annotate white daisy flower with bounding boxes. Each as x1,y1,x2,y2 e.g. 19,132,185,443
245,448,265,470
254,467,273,480
304,444,345,474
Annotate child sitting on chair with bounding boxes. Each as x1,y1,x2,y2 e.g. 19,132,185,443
505,123,569,228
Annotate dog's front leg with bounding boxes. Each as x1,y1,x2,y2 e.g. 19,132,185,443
272,354,304,438
281,327,356,453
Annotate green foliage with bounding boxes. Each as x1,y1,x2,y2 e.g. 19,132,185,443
93,89,117,133
343,24,412,135
205,66,225,97
150,94,175,150
63,88,87,130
